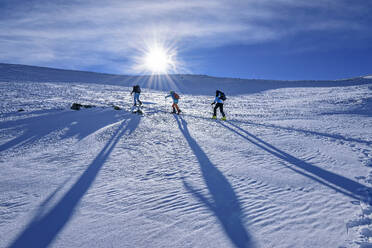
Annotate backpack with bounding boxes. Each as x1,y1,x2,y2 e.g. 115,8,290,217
174,93,180,99
219,91,226,101
133,85,141,93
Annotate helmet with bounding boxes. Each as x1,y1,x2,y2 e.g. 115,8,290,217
169,90,174,94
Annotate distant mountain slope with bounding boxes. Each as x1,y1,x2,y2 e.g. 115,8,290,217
0,63,126,84
0,63,371,95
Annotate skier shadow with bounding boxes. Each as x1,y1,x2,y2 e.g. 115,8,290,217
220,121,372,205
321,97,372,118
0,108,124,153
8,115,141,248
231,120,372,146
174,116,254,248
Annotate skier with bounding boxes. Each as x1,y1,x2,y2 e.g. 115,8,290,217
165,91,182,114
130,85,142,106
211,90,226,120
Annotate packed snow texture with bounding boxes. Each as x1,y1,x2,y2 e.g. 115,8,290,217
0,64,372,248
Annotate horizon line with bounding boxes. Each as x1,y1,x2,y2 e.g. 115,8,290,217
1,62,371,82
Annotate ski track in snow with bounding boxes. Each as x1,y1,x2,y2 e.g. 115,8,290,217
0,77,372,248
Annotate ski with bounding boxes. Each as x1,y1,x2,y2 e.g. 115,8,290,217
131,104,144,115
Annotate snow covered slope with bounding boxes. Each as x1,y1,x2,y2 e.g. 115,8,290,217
1,64,372,248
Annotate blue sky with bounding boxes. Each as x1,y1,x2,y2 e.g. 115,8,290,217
0,0,371,80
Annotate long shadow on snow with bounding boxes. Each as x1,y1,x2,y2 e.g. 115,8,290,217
0,108,124,152
0,109,59,119
8,115,141,248
231,120,372,146
220,121,372,205
174,113,371,147
174,116,253,248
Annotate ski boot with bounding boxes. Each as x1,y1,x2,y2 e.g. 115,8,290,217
221,116,226,121
171,107,176,114
212,115,217,119
177,109,182,115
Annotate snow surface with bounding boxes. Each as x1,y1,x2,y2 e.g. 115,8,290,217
1,64,372,248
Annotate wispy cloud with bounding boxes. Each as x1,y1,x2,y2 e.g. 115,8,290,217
0,0,370,73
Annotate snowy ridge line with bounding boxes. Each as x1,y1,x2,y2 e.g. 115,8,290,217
1,63,372,97
219,121,372,204
1,62,372,83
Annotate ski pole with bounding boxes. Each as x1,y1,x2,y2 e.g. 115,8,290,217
164,97,166,113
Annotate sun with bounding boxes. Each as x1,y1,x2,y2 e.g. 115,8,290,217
144,45,173,74
131,39,180,75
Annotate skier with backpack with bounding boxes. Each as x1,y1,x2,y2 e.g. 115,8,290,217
165,91,182,114
211,90,226,120
130,85,142,106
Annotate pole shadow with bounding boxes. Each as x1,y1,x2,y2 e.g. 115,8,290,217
220,121,372,205
174,116,253,248
231,120,371,146
8,115,141,248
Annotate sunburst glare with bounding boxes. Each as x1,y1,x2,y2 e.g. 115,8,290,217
129,37,187,92
144,45,173,74
131,39,181,75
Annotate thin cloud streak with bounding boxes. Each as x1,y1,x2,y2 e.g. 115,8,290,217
0,0,370,74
